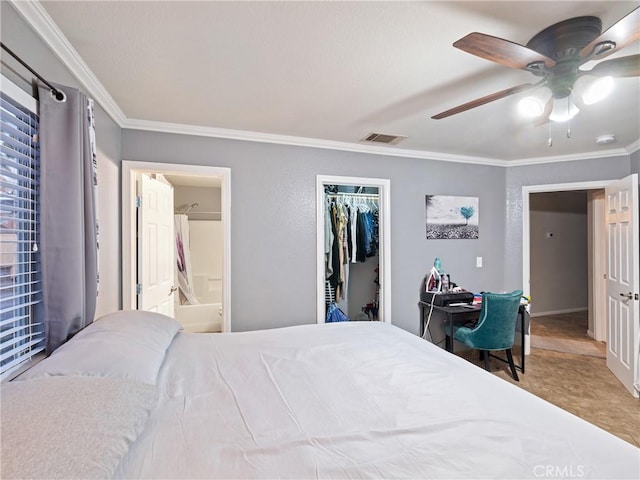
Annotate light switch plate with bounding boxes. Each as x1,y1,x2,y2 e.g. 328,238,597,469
476,256,482,268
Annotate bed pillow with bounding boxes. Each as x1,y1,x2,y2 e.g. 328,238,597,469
18,310,181,385
1,376,157,480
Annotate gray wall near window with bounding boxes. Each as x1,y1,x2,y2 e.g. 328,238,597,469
1,2,122,319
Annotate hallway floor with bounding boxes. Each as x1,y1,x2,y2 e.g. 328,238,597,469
459,311,640,447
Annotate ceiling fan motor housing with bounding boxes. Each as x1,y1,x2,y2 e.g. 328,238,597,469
526,16,603,98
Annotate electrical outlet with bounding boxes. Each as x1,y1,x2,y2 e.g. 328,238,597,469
476,256,482,268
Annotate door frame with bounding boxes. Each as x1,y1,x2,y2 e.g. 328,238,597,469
522,179,613,355
316,175,391,324
122,161,232,332
588,189,607,342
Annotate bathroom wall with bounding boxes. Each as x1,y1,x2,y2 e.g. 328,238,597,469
188,220,223,304
173,185,222,303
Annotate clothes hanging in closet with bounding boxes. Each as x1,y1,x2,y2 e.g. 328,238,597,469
355,208,378,262
325,195,378,303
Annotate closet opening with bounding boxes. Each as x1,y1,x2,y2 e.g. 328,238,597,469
315,175,391,324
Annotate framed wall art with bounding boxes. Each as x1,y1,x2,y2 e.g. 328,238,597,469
425,195,479,239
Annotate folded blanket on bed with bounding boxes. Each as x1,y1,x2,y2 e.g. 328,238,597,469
1,376,157,479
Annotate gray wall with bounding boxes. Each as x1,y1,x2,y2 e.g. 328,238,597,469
122,130,507,334
529,191,588,315
631,149,640,176
1,2,122,319
504,156,632,292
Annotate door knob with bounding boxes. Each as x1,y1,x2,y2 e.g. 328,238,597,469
619,292,633,300
169,286,178,296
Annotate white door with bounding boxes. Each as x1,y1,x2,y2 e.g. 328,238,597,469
605,173,639,398
137,174,176,317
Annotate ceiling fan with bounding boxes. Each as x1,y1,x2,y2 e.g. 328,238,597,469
431,6,640,122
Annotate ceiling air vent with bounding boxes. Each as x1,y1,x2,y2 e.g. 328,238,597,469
361,132,407,145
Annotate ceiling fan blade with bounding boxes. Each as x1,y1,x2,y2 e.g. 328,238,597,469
580,7,640,60
454,33,556,70
431,83,537,120
588,54,640,77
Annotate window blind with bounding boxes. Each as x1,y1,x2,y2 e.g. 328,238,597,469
0,76,44,380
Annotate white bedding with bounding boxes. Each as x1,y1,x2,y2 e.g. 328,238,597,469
115,321,640,479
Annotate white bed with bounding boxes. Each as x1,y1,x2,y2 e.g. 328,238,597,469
3,311,639,479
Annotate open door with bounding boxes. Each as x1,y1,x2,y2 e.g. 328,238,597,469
137,174,176,317
605,173,639,398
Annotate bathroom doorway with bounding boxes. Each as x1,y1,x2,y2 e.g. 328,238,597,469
122,161,231,332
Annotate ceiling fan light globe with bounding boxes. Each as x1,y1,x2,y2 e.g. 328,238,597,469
582,76,614,105
549,97,580,122
518,96,546,117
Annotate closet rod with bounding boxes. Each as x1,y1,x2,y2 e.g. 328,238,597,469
1,42,66,102
325,192,379,200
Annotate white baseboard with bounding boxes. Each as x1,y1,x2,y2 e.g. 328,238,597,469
530,307,588,318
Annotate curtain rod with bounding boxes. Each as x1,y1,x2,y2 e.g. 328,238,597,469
1,42,66,102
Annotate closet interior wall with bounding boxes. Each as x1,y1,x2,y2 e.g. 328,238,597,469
324,185,380,320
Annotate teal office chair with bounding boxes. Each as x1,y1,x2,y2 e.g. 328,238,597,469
450,290,523,381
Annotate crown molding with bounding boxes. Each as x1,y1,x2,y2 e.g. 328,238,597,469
10,0,127,126
505,145,634,167
624,138,640,155
123,118,508,166
12,1,639,169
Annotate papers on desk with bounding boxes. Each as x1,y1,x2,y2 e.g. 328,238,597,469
448,302,477,308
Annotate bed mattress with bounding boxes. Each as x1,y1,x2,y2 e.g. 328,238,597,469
115,321,639,479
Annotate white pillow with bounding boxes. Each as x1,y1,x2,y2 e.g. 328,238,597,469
18,310,181,385
1,376,157,479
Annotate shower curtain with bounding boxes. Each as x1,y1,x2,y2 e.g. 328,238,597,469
175,215,198,305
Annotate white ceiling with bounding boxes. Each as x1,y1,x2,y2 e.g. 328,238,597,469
27,1,640,163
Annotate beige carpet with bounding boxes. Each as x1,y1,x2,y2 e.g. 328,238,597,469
530,334,606,358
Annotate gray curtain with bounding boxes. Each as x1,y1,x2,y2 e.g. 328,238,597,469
38,83,98,353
